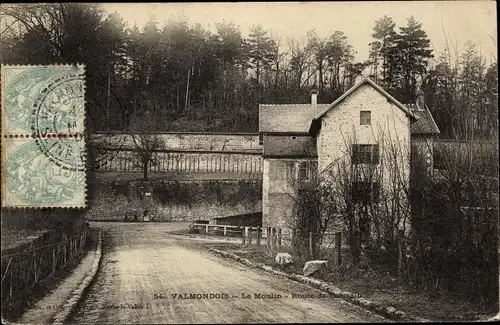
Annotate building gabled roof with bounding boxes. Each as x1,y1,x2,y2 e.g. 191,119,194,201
407,104,441,135
263,135,317,158
259,104,329,134
312,77,418,121
258,77,440,139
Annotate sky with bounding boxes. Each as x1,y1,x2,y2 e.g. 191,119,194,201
102,1,497,64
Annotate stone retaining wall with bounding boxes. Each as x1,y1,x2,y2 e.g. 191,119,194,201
85,179,262,222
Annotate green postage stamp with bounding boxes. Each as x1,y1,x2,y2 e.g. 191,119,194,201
1,65,86,208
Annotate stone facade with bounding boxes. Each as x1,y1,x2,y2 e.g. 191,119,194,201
317,83,410,174
259,78,433,231
317,83,411,191
316,83,412,232
262,158,315,228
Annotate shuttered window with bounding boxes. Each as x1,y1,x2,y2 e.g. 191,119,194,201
352,144,380,164
298,162,309,180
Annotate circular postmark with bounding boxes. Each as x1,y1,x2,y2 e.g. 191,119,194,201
31,73,85,136
30,73,85,171
6,141,85,205
34,136,86,172
4,68,64,132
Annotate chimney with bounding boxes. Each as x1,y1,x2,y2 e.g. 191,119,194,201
310,89,318,106
414,89,425,111
416,93,425,111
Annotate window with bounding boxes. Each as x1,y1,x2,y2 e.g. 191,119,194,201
351,182,380,203
360,111,371,125
285,161,295,180
352,144,379,164
298,162,309,180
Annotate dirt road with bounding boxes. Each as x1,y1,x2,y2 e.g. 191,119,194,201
70,222,387,324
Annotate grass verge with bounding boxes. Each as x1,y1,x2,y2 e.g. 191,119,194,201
210,243,495,321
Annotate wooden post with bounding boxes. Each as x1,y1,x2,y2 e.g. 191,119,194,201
398,229,405,285
256,227,261,247
244,227,250,246
52,248,56,275
31,252,37,285
333,231,342,267
36,254,43,283
9,266,13,299
205,224,209,236
308,231,313,259
54,246,59,271
291,228,296,257
242,227,246,246
223,226,227,236
269,228,274,251
266,227,271,248
248,227,252,246
64,239,67,265
277,228,282,252
271,228,277,253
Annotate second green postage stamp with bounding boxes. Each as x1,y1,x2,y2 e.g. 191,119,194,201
1,65,86,208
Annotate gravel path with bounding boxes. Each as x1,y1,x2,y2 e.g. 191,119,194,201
71,222,386,324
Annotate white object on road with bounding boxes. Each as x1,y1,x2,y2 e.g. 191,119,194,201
303,260,328,277
275,252,293,266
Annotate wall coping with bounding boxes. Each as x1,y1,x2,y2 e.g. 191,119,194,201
96,147,263,155
93,131,260,136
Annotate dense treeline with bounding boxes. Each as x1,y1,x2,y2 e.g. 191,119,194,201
1,4,497,138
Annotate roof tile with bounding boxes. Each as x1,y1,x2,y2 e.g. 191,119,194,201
263,135,317,157
259,104,329,133
408,106,441,135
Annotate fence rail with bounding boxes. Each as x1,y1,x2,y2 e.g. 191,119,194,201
192,224,343,265
1,224,90,310
94,150,263,174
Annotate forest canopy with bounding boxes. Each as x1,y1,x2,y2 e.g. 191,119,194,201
1,4,497,139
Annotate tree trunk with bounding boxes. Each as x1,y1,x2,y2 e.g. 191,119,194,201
256,60,260,85
107,63,111,126
185,65,191,111
318,61,323,92
176,86,180,111
351,231,361,268
143,162,148,181
348,216,361,268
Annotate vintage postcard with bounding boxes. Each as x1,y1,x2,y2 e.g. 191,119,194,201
1,65,86,208
0,2,498,324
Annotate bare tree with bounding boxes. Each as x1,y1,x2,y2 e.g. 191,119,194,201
282,127,412,267
88,132,128,171
284,159,340,259
129,111,166,181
